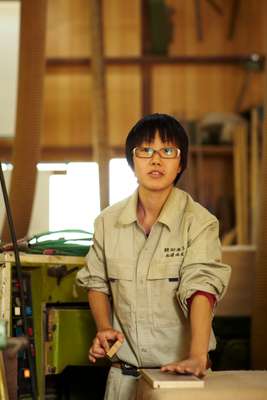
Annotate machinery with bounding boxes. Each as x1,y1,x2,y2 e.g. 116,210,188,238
0,252,99,399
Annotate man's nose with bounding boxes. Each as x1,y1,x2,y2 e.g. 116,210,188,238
150,151,161,165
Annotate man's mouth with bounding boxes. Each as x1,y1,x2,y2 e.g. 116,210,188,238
148,170,164,177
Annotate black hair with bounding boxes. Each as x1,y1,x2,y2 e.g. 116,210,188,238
125,113,189,184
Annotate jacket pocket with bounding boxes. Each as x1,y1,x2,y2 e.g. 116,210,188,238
107,259,134,327
147,261,183,328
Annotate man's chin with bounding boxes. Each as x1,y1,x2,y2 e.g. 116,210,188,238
140,182,173,192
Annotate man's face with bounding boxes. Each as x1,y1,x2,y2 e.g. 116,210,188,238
133,132,181,192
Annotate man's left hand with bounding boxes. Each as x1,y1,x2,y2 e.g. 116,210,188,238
161,355,208,378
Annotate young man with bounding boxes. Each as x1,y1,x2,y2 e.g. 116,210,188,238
76,113,231,400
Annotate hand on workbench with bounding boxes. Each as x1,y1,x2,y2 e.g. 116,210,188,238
161,355,208,378
88,329,124,363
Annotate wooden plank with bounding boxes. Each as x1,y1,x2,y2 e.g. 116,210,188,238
140,369,204,389
106,340,122,360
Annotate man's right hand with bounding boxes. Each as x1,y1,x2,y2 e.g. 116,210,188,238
88,329,124,363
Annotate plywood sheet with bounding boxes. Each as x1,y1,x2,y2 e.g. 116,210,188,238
216,246,256,316
151,65,263,120
46,0,141,58
107,66,142,146
166,0,264,55
140,369,204,389
103,0,141,56
43,69,91,147
46,0,90,58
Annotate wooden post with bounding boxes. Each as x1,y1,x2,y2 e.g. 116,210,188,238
233,122,249,244
250,108,259,244
1,0,47,241
251,0,267,368
90,0,109,210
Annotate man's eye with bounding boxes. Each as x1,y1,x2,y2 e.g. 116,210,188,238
143,147,153,154
163,147,174,155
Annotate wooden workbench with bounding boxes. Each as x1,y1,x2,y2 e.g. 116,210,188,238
137,371,267,400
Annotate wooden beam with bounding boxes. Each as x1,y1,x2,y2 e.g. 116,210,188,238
90,0,109,210
233,122,249,244
1,0,47,242
250,108,259,244
46,54,266,68
251,0,267,369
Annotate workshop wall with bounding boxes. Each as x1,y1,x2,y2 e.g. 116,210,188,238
42,0,265,152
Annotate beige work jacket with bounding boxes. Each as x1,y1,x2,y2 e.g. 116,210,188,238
76,188,231,368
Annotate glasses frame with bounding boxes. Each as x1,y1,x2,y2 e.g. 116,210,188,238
132,146,181,159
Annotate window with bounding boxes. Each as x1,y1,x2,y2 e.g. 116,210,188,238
109,158,137,205
1,160,136,239
0,1,20,137
49,162,100,233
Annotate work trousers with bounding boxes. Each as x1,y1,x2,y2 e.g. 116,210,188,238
104,366,140,400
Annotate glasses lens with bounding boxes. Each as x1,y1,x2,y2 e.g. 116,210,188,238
159,147,179,158
135,147,153,158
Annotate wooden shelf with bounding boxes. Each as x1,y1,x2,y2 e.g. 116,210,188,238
46,54,265,68
190,145,233,155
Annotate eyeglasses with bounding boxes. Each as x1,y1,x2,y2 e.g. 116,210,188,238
133,146,181,159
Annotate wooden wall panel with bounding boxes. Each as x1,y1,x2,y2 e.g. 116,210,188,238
43,0,265,152
151,65,263,120
46,0,90,58
103,0,141,56
46,0,141,58
107,66,142,146
43,66,141,150
43,68,91,147
167,0,264,55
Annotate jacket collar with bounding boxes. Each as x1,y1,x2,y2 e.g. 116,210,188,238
118,187,186,232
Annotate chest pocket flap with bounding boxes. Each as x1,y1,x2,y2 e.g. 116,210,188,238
107,259,134,281
147,261,180,280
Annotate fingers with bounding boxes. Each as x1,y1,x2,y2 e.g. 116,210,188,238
161,359,206,377
96,329,124,351
88,337,105,362
88,329,124,363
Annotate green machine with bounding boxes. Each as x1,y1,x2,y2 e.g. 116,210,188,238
0,252,100,399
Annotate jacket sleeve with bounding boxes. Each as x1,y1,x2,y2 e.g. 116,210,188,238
76,216,110,295
177,218,231,317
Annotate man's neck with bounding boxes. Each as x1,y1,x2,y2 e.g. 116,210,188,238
137,186,173,233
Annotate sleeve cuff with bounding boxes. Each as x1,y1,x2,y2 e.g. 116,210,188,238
187,290,216,310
